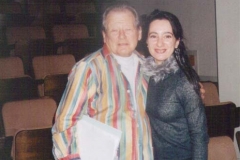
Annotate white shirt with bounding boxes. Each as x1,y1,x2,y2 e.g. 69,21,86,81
112,53,138,109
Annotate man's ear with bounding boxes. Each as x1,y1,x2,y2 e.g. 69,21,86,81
138,27,142,41
102,31,106,43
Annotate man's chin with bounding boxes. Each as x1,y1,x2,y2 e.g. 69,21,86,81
115,50,133,57
116,53,132,57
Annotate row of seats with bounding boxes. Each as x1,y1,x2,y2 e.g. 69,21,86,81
4,24,96,53
1,24,102,75
0,54,74,102
1,80,239,159
0,53,71,159
0,1,96,16
5,24,90,47
0,1,99,29
0,0,103,66
0,9,100,156
0,54,74,152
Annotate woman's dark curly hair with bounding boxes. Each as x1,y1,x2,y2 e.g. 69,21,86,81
142,9,201,95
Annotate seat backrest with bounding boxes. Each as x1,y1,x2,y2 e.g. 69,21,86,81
65,2,96,16
45,2,61,14
208,136,237,160
0,2,22,14
14,127,54,160
61,38,102,61
5,26,47,74
44,74,68,104
202,82,220,106
0,56,25,79
205,102,237,139
27,2,44,17
6,26,46,45
0,76,38,105
32,54,75,80
17,38,51,76
52,24,89,44
2,98,57,137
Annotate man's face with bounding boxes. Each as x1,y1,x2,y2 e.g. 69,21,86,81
102,10,142,57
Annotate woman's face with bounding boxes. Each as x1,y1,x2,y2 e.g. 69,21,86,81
146,19,180,64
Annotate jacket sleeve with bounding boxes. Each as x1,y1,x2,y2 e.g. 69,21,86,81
177,79,209,160
51,61,97,159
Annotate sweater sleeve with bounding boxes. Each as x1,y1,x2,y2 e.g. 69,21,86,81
177,78,209,160
51,61,97,159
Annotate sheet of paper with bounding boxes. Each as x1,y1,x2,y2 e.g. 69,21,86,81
76,115,122,160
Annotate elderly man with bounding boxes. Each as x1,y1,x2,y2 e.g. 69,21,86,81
52,3,154,160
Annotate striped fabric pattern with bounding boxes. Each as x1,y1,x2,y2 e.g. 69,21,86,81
52,44,153,160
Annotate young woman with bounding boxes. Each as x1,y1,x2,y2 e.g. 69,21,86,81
141,10,209,160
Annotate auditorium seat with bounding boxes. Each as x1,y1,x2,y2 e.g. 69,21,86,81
0,2,22,14
2,98,57,159
60,38,102,61
0,56,25,79
208,136,237,160
65,2,98,36
5,26,47,74
14,127,54,160
6,26,46,46
52,24,89,54
202,82,239,159
2,98,57,137
32,54,75,96
0,76,39,140
0,56,39,138
202,82,239,139
44,74,68,104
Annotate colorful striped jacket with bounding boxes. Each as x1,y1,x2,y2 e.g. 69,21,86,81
52,44,153,160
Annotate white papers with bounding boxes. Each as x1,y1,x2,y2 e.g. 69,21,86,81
76,115,122,160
